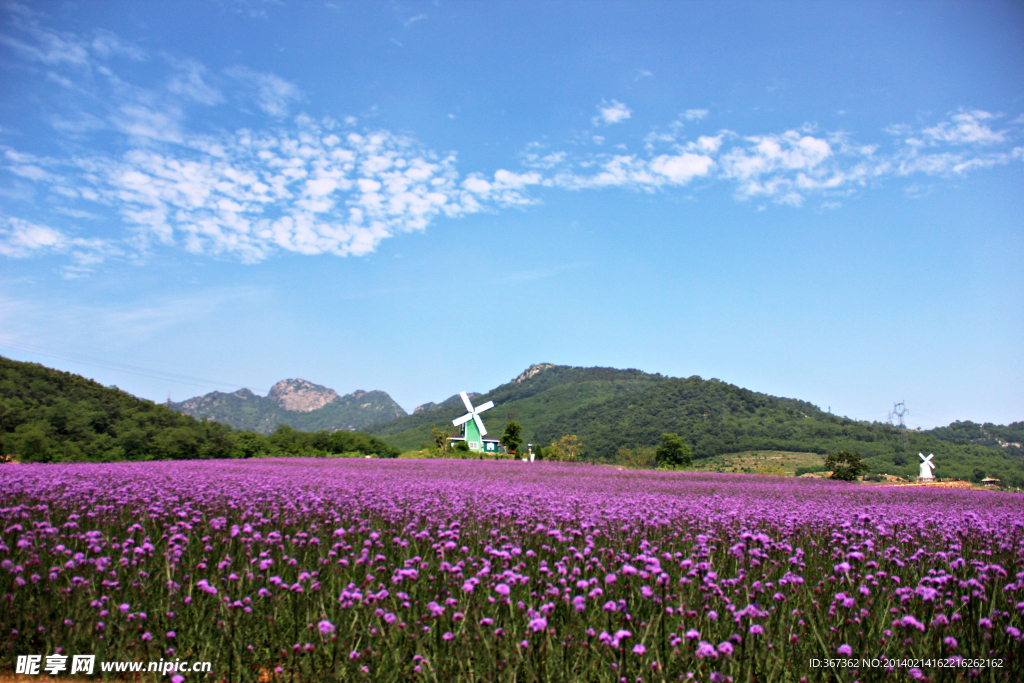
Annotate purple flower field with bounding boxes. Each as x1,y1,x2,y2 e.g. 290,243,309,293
2,459,1022,682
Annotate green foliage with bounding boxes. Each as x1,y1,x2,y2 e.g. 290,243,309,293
616,445,656,469
0,356,401,462
430,423,454,456
825,450,870,481
454,440,471,452
357,363,1024,485
501,420,523,453
794,465,830,477
548,435,583,462
655,432,692,468
365,365,667,453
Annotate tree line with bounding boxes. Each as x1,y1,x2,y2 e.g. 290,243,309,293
0,358,399,463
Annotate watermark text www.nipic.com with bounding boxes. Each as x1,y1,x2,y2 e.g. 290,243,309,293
16,654,213,676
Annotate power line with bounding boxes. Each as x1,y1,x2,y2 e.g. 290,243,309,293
0,344,244,393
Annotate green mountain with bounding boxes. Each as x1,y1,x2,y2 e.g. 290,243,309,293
171,379,407,434
365,363,1024,487
0,356,400,462
364,363,668,450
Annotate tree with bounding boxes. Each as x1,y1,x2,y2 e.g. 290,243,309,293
430,424,453,456
501,421,523,454
550,435,583,462
617,445,656,469
824,450,870,481
655,433,692,468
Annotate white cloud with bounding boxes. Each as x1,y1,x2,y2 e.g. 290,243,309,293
649,153,715,184
922,110,1006,145
0,217,119,274
2,14,1022,270
688,135,724,154
167,59,224,106
593,100,632,126
112,104,185,143
225,66,302,118
0,218,67,257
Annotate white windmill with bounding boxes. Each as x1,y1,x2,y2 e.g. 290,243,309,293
918,453,936,481
452,392,495,452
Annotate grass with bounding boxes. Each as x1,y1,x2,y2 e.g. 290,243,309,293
688,450,824,475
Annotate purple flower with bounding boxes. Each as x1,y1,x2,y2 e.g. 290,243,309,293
141,632,152,641
318,620,335,635
834,562,851,574
685,629,700,640
900,615,925,632
443,632,454,641
749,624,763,635
838,644,852,656
529,617,547,633
695,641,718,659
717,641,733,657
166,631,176,639
494,583,510,597
632,643,646,655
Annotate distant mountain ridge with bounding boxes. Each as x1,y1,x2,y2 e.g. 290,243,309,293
171,379,406,434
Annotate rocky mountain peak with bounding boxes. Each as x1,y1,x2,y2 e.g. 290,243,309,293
268,379,340,413
513,363,555,384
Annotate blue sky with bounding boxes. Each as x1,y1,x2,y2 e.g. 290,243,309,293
1,1,1022,429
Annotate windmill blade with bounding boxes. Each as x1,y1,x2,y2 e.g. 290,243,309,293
473,412,487,436
475,400,495,413
460,391,474,412
453,413,472,427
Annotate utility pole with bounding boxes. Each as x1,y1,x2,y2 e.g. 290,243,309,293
888,401,909,451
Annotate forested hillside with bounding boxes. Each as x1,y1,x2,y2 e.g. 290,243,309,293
0,357,400,462
5,356,1020,486
928,420,1024,458
365,364,668,447
366,364,1024,487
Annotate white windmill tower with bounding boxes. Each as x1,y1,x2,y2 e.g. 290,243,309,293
452,392,495,452
918,453,936,482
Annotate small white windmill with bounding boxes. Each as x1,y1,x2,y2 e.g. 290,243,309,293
918,452,935,481
452,392,494,451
